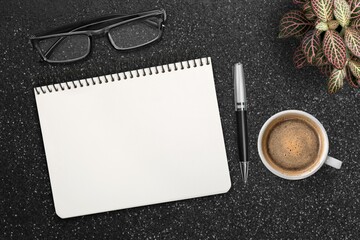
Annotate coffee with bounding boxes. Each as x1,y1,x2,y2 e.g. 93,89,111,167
261,114,324,176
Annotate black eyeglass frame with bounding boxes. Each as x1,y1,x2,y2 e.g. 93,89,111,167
30,9,166,63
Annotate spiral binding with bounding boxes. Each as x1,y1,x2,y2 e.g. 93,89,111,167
34,57,211,95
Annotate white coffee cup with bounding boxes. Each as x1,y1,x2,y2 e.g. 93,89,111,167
257,110,342,180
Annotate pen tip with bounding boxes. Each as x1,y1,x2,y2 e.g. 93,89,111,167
240,162,249,184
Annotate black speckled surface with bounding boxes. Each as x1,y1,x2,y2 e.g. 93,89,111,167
2,0,360,239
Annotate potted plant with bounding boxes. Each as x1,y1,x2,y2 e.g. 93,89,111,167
279,0,360,93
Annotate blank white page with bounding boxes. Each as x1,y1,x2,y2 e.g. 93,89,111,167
35,57,231,218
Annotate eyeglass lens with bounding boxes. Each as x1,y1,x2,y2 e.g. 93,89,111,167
38,34,90,62
108,16,162,49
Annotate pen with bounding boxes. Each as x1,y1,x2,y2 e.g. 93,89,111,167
233,63,249,183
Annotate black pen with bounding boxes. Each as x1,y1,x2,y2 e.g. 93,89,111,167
233,63,249,183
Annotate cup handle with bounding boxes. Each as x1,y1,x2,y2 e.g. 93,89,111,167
325,156,342,169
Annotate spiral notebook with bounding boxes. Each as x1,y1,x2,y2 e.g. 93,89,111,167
34,57,231,218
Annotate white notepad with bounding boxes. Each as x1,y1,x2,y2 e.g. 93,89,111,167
34,57,231,218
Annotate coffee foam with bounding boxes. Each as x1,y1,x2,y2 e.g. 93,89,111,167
261,113,324,176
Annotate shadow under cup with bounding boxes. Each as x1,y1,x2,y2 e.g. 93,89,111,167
258,111,328,179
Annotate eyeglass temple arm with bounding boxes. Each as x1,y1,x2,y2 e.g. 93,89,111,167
38,9,164,36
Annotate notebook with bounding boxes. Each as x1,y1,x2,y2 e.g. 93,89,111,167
34,57,231,218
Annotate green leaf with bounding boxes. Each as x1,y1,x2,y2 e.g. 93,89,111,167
279,10,314,38
315,47,329,66
348,59,360,78
344,27,360,57
319,65,333,77
293,45,308,69
303,1,318,20
311,0,334,22
328,68,345,93
302,30,321,63
351,18,360,29
347,0,360,18
316,21,329,31
345,65,360,87
334,0,351,27
323,30,347,69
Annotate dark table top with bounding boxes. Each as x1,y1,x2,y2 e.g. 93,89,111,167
2,0,360,239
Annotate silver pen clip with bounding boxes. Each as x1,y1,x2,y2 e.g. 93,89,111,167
233,63,247,111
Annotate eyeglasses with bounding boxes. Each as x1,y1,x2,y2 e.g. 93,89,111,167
30,9,166,63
